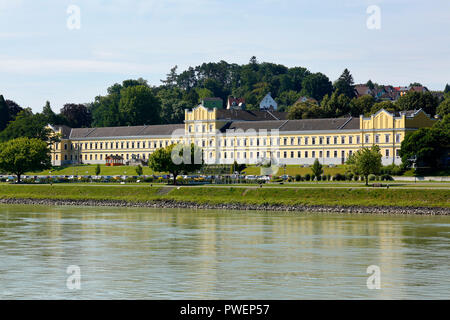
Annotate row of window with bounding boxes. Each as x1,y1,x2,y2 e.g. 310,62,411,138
55,140,176,151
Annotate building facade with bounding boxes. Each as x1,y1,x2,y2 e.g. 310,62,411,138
49,107,436,168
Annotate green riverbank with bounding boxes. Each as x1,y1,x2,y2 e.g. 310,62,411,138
0,184,448,208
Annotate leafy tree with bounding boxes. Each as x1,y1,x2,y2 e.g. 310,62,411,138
0,137,51,183
320,91,351,117
195,87,215,102
231,161,246,174
0,95,9,131
445,84,450,94
95,164,101,176
300,73,333,101
0,109,52,142
135,165,143,176
409,82,422,87
350,95,375,116
437,98,450,117
334,69,356,99
60,103,92,128
277,90,301,109
42,101,59,125
400,116,449,168
347,146,382,186
396,92,439,116
288,101,322,119
119,85,161,125
366,80,375,90
157,88,189,124
311,159,323,181
149,143,203,185
5,99,23,121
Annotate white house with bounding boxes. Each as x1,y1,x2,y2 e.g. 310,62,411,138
259,92,278,111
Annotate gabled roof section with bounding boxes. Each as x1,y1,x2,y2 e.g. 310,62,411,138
216,109,287,121
69,124,184,139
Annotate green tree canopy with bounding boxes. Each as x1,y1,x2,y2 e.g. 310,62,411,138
437,98,450,117
334,68,356,99
347,146,382,185
311,159,324,181
119,85,161,126
395,91,439,116
400,116,449,168
0,95,9,131
300,72,333,101
149,143,203,185
0,137,51,182
0,109,52,142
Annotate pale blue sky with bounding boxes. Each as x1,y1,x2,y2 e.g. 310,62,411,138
1,0,449,113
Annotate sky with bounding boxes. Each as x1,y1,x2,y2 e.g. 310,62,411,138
0,0,449,113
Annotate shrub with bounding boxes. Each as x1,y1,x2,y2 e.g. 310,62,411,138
305,173,311,181
327,174,331,181
321,175,327,181
333,173,344,181
317,175,322,181
368,174,376,181
295,174,301,182
353,175,359,181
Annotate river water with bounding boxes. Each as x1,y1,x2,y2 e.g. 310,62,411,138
0,204,449,299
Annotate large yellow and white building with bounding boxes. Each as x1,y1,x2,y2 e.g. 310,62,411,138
49,106,436,167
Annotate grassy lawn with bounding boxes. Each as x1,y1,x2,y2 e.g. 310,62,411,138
27,164,347,177
0,184,448,208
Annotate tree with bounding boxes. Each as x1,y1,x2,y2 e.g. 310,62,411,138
347,146,382,186
300,73,333,101
149,143,203,185
400,116,449,168
135,165,143,176
60,103,92,128
42,101,58,124
369,101,396,115
445,84,450,94
95,164,101,176
5,99,23,121
395,92,439,116
350,95,375,116
0,95,9,131
231,161,246,174
437,98,450,117
334,69,356,99
0,137,51,183
119,85,161,126
0,109,52,142
311,159,323,182
320,91,351,117
288,101,322,119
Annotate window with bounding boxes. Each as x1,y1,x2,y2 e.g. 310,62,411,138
396,149,400,157
64,155,67,160
284,138,287,145
298,151,301,158
349,136,353,144
297,137,301,145
56,155,58,160
365,135,370,143
291,151,294,158
341,137,345,144
291,138,295,145
209,125,213,132
319,137,323,145
386,149,390,157
305,151,308,158
283,151,287,158
334,137,338,144
396,134,401,143
375,135,380,144
189,126,192,133
334,151,337,158
326,151,330,158
356,136,361,144
312,137,316,145
385,135,390,143
312,151,315,158
305,137,309,145
319,151,323,158
202,125,206,132
326,137,330,145
64,144,67,150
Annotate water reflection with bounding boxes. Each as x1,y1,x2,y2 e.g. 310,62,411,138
0,205,449,299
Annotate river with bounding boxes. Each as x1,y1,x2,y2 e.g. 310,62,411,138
0,205,449,299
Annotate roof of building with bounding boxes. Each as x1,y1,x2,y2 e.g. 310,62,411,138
222,117,359,133
69,123,184,139
216,109,287,121
51,125,72,139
